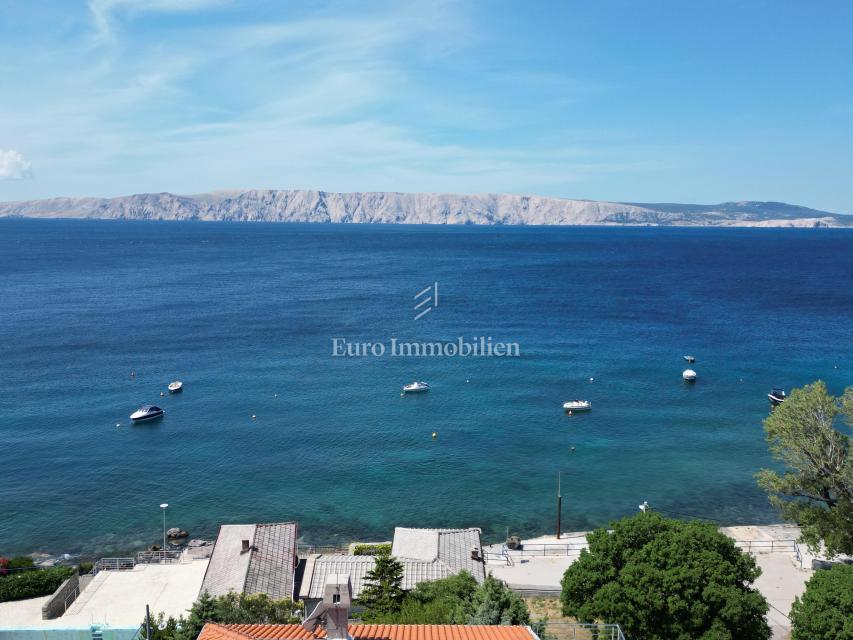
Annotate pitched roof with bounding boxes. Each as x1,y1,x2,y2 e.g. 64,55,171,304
199,623,538,640
200,522,298,600
300,555,456,600
392,528,485,582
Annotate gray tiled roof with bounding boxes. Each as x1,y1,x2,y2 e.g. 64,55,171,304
201,522,298,600
301,527,485,600
301,555,455,599
393,528,486,582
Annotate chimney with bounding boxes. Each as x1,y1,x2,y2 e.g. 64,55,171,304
302,574,352,640
471,545,480,561
241,539,250,553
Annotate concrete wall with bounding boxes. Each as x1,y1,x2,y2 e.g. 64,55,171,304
41,574,80,620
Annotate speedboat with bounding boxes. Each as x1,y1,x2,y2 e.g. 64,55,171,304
563,400,592,412
683,355,696,363
130,405,165,422
402,381,430,393
168,381,183,393
682,369,697,382
768,388,786,405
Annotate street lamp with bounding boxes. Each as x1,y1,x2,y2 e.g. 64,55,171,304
160,503,169,551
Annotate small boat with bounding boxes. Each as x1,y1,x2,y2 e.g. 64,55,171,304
563,400,592,412
168,381,183,393
130,405,165,422
683,355,696,363
768,388,786,405
682,369,697,382
402,381,430,393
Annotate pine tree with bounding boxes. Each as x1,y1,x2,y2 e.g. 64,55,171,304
358,550,405,621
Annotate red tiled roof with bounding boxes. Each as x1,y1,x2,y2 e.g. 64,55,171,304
199,623,537,640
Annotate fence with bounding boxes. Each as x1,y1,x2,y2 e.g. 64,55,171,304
541,622,626,640
136,550,183,564
93,558,136,574
733,539,803,568
297,544,350,556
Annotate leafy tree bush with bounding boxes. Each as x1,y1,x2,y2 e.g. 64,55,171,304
560,512,770,640
362,570,538,631
0,566,74,602
790,563,853,640
358,550,406,621
8,557,35,570
352,543,392,556
144,591,303,640
756,381,853,556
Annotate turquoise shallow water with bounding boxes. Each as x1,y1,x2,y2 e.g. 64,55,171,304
0,219,851,557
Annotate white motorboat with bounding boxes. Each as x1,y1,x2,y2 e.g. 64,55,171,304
682,369,697,382
683,355,696,363
130,405,165,422
168,381,183,393
563,400,592,412
402,381,430,393
768,388,786,405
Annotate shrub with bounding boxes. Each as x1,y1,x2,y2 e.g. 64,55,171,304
790,563,853,640
146,591,304,640
561,512,770,640
352,543,392,556
8,557,35,570
0,566,74,602
77,562,94,576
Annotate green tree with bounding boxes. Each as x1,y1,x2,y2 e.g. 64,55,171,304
358,550,406,621
143,591,303,640
469,575,530,626
790,564,853,640
560,512,770,640
394,571,479,623
756,381,853,557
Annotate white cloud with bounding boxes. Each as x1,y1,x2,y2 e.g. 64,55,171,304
88,0,229,42
0,149,33,180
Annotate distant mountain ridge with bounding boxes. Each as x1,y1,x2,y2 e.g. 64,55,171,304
0,190,850,227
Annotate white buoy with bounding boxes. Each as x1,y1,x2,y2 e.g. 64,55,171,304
251,414,256,420
115,423,121,427
683,369,697,382
432,432,437,439
589,377,594,383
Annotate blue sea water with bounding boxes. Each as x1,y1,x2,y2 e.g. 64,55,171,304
0,219,851,557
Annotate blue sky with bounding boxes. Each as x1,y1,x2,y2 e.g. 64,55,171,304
1,1,852,211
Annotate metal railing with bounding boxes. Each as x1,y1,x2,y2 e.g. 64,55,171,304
542,622,626,640
63,584,80,613
136,550,182,564
297,544,350,556
733,539,798,554
93,557,135,574
507,542,589,557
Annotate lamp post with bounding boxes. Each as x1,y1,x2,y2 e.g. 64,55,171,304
160,503,168,551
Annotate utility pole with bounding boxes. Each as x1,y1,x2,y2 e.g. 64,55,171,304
556,471,562,540
145,604,152,640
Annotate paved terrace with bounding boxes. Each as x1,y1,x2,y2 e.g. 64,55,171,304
484,525,814,640
0,559,208,629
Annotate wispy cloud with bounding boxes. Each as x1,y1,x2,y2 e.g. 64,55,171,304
0,150,33,180
0,1,661,201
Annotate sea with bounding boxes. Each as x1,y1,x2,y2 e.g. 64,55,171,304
1,219,851,558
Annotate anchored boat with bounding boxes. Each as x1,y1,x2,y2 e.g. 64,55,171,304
168,381,183,393
402,381,430,393
563,400,592,412
768,388,786,405
682,369,697,382
130,405,165,423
